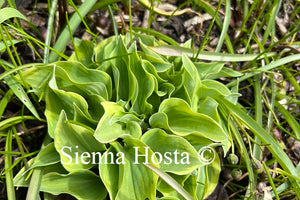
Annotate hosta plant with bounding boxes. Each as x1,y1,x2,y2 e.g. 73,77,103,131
12,34,300,199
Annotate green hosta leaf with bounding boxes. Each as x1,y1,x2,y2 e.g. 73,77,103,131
54,111,106,172
85,94,106,120
110,38,134,102
0,7,28,23
53,61,112,101
157,173,190,195
0,0,5,7
99,139,158,200
129,47,155,115
133,31,157,46
45,73,90,137
142,60,168,88
183,174,197,199
184,135,215,151
98,146,120,200
198,79,240,104
19,65,52,98
141,129,202,175
196,153,221,199
194,62,224,80
155,144,220,200
159,83,176,97
198,97,221,123
150,98,230,154
23,62,110,122
73,103,98,129
28,143,60,170
14,161,68,187
140,60,163,100
178,54,201,110
52,62,111,120
158,197,180,200
69,38,95,66
134,28,178,46
40,170,107,200
95,37,156,115
198,79,231,99
207,67,243,79
140,40,173,72
94,36,116,62
94,101,142,143
157,173,197,200
179,136,221,199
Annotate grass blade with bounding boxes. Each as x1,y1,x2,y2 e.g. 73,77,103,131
43,0,58,64
215,0,231,52
0,89,14,118
90,0,121,12
229,117,255,197
227,54,300,87
0,116,38,131
253,75,263,160
217,97,300,198
0,61,43,81
4,75,41,120
5,24,69,60
108,5,118,37
26,168,43,200
48,0,98,62
148,45,276,62
144,164,195,200
133,27,178,45
195,0,221,60
4,130,16,200
129,0,133,43
25,135,54,200
137,0,196,16
262,161,280,200
0,39,22,52
193,0,234,53
261,0,281,45
0,7,28,24
271,182,290,197
282,68,300,95
275,101,300,139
